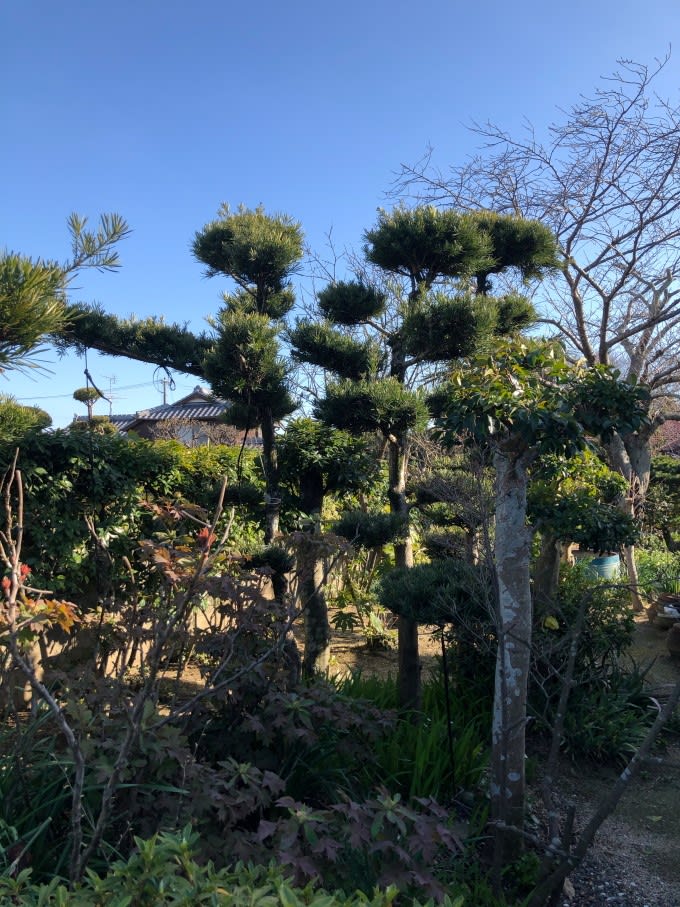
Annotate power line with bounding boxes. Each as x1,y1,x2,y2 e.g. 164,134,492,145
16,380,159,402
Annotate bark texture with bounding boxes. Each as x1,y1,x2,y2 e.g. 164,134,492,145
389,435,420,710
532,531,562,614
260,412,280,544
491,448,533,860
299,534,332,676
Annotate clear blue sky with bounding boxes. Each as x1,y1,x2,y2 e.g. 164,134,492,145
2,0,678,426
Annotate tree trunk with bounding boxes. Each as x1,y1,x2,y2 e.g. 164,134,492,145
388,434,420,711
269,559,301,688
299,472,331,676
533,530,562,615
260,411,280,544
661,526,680,552
605,429,652,612
491,448,533,864
300,541,331,676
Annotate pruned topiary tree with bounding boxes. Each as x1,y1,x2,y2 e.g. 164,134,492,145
291,205,559,708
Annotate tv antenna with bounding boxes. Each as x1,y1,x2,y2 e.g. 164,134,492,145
153,366,176,405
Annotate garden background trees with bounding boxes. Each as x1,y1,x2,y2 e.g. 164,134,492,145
291,206,559,707
430,339,650,866
62,205,303,544
396,56,680,607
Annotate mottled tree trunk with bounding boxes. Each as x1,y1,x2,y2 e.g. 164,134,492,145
300,544,331,676
260,411,280,544
298,470,331,676
388,435,420,711
605,429,653,612
491,448,533,863
532,530,562,614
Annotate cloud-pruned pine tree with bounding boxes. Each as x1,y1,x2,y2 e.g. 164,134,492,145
291,205,559,708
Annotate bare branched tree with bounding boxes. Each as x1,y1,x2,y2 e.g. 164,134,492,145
145,418,243,447
395,54,680,606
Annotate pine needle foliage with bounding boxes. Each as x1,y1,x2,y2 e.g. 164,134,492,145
0,254,66,372
192,204,303,318
364,206,494,286
317,281,387,325
2,212,129,374
316,378,428,437
289,321,383,380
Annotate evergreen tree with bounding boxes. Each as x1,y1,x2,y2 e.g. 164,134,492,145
1,213,129,374
192,205,304,542
73,386,102,421
278,418,377,674
430,339,649,863
63,206,303,545
291,205,558,708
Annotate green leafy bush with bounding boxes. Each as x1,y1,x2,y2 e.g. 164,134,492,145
560,666,655,762
530,564,655,763
376,560,490,625
334,511,407,550
0,431,263,596
1,826,459,907
635,548,680,598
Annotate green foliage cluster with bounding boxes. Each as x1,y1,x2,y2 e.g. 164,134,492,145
336,674,487,800
317,379,428,437
334,511,407,549
72,386,102,406
1,827,436,907
205,310,295,420
377,561,490,625
290,321,382,380
431,341,650,458
467,210,562,291
529,451,638,553
364,207,494,284
317,281,386,325
2,212,129,375
0,254,67,372
530,565,653,763
64,307,212,376
401,294,483,362
70,415,118,435
193,205,303,317
278,419,378,502
0,431,261,593
635,548,680,598
0,394,52,444
646,455,680,546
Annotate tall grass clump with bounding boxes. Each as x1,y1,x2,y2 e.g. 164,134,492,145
335,672,488,801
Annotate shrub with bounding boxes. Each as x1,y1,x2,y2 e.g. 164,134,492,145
0,431,263,596
1,826,460,906
635,548,680,598
530,564,655,763
254,791,464,900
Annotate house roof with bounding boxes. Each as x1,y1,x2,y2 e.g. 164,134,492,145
76,386,233,433
115,387,230,432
